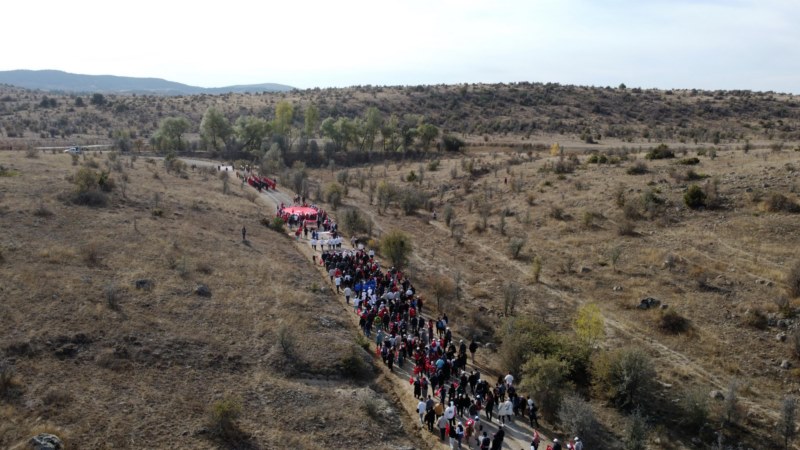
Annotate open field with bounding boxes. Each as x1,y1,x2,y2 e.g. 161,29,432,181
0,150,424,449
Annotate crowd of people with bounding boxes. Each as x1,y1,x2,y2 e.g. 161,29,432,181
230,178,588,449
302,235,586,449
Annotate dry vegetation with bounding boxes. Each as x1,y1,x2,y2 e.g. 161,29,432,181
0,151,421,449
306,144,800,448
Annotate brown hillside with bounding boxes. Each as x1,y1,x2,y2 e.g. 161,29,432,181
0,150,423,449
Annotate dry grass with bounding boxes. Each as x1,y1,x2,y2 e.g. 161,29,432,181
0,151,420,450
305,144,800,448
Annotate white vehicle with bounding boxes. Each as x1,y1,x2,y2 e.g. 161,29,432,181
34,144,112,154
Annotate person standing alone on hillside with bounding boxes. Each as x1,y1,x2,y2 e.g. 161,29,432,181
241,225,246,241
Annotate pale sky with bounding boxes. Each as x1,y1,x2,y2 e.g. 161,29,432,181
5,0,799,92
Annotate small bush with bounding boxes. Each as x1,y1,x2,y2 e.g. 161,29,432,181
208,395,244,443
340,346,373,380
645,144,674,160
427,160,440,171
509,238,526,259
764,193,800,213
270,217,285,233
0,363,22,399
549,205,565,220
70,167,112,207
379,230,413,269
679,157,701,165
679,387,709,433
791,330,800,359
617,220,636,236
443,204,454,227
104,283,121,310
324,182,346,209
743,308,769,330
625,409,649,450
531,257,542,283
25,147,39,159
340,208,370,235
398,186,428,215
659,310,691,334
81,242,102,266
684,184,706,209
33,203,54,217
626,161,648,175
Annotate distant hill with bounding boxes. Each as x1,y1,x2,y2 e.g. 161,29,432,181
0,69,293,95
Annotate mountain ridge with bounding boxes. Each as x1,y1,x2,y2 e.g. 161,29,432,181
0,69,294,95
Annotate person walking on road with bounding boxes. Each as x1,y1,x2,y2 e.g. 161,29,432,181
241,225,246,241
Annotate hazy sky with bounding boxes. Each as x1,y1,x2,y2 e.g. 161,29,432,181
5,0,799,92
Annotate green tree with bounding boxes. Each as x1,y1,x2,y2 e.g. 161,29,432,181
153,117,191,153
200,107,232,151
273,100,294,137
593,347,656,411
381,114,399,152
321,117,346,151
575,303,605,346
235,116,271,154
358,107,382,151
498,316,560,376
324,182,346,209
303,104,319,137
521,356,571,421
90,93,106,106
417,123,440,150
380,230,413,269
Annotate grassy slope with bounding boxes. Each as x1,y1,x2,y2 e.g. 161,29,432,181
0,151,421,449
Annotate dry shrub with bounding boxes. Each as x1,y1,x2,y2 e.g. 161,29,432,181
244,190,258,203
764,193,800,213
617,220,636,236
592,347,656,412
195,261,213,275
33,203,54,217
0,363,21,399
788,262,800,298
81,242,102,266
208,395,246,444
623,203,640,220
743,308,769,330
659,310,691,334
104,283,121,310
558,393,600,448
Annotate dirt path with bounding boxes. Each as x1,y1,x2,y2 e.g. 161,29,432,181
247,182,545,450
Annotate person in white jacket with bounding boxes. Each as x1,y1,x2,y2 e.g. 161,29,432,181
418,399,427,424
445,402,456,426
498,399,514,424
